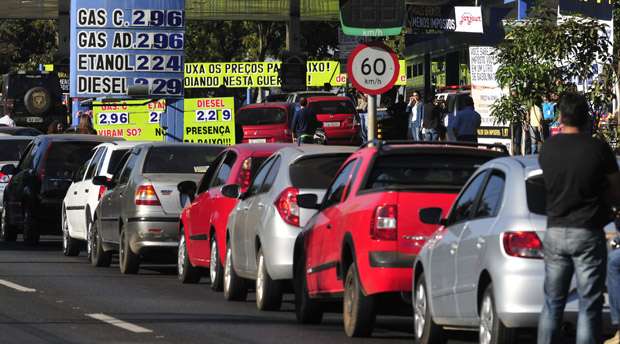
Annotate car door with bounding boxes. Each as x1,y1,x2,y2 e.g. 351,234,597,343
232,157,273,275
73,147,106,238
455,169,505,320
65,159,88,233
429,170,488,320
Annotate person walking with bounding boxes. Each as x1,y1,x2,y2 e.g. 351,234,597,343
77,111,97,134
537,92,620,344
406,92,423,141
421,94,441,141
606,214,620,344
291,97,318,145
357,93,368,142
530,101,544,154
452,96,481,142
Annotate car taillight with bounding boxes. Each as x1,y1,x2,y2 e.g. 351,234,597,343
98,185,107,200
0,172,10,184
135,184,161,206
236,158,252,193
275,187,300,227
503,232,544,259
370,205,398,241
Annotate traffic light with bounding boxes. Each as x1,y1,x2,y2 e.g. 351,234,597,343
280,52,307,92
339,0,405,36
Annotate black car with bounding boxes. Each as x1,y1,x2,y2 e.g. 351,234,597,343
1,134,120,244
1,72,68,132
0,126,43,136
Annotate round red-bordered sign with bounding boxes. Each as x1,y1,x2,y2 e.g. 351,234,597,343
347,42,400,96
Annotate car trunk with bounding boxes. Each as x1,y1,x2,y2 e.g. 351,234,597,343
237,107,290,143
315,113,354,133
143,173,202,215
242,123,289,143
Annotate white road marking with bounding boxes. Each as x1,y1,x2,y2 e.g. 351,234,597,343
0,279,36,292
86,313,153,334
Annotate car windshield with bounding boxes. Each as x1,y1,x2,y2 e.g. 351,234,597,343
290,155,350,189
237,108,287,126
365,154,490,191
143,146,222,174
309,101,356,114
526,175,546,215
44,141,101,179
0,139,30,161
107,149,129,174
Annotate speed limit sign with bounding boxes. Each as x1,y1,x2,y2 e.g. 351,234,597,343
347,42,400,95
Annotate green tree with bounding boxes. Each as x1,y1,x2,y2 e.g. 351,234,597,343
0,19,57,74
185,21,249,62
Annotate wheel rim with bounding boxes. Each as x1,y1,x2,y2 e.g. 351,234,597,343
62,212,68,251
414,283,427,339
86,221,92,256
89,225,97,260
480,294,493,344
119,232,126,267
210,240,217,282
224,247,232,292
256,253,265,305
178,235,186,277
344,270,355,325
1,208,7,238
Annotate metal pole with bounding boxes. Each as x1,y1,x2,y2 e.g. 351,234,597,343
368,95,377,144
286,0,301,54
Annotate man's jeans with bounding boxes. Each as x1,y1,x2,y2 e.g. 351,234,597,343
423,128,439,141
538,227,607,344
608,248,620,327
409,121,421,141
530,125,543,154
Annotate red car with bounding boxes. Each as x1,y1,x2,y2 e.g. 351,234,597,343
178,143,292,290
306,96,360,145
293,141,507,337
237,103,294,143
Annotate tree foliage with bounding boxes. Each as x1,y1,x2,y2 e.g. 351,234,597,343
0,19,57,74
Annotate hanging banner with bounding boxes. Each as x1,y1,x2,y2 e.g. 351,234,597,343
407,5,456,33
559,0,613,21
455,6,484,33
183,97,235,145
93,99,166,141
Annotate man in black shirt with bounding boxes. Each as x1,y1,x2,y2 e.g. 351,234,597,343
538,92,620,344
421,94,441,141
291,98,318,145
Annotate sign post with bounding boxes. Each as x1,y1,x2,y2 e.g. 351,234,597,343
347,42,399,144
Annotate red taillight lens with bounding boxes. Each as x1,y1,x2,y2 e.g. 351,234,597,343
135,184,161,206
370,205,398,241
275,187,300,227
0,172,10,184
236,158,252,193
503,232,544,259
98,185,107,200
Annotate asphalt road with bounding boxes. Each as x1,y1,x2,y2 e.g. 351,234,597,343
0,236,481,344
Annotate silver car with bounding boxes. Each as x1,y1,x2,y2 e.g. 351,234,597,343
413,155,616,344
221,145,356,311
91,143,224,274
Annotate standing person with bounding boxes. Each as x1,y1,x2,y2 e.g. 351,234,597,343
606,212,620,344
406,91,423,141
47,120,65,134
452,96,481,142
77,111,97,135
542,95,556,139
291,98,318,145
537,92,620,344
357,93,368,142
0,111,16,127
421,94,441,141
530,101,544,154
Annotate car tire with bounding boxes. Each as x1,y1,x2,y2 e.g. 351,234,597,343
343,263,376,337
480,284,515,344
210,237,224,292
256,248,283,311
22,209,39,246
294,253,323,324
62,210,80,257
119,229,140,274
0,207,17,242
414,273,444,344
89,220,111,267
178,232,202,284
223,244,247,301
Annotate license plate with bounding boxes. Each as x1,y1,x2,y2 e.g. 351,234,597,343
249,138,267,144
25,117,44,123
324,121,340,128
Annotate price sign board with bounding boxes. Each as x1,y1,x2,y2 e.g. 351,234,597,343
184,98,236,145
93,99,166,141
347,42,399,95
70,0,185,98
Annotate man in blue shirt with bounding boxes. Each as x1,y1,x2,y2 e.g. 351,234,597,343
452,96,481,142
291,98,318,145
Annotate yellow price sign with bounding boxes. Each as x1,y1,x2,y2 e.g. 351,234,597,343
184,97,236,145
93,99,166,141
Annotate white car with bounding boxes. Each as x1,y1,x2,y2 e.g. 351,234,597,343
0,136,34,209
61,141,140,257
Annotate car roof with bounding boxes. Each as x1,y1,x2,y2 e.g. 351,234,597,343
307,96,352,102
0,135,34,141
0,126,43,135
232,143,294,153
131,142,227,150
363,141,509,158
240,102,290,110
292,91,334,96
94,141,145,150
277,145,357,161
37,134,121,142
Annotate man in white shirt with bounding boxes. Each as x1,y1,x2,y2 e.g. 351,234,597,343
0,113,16,127
406,92,423,141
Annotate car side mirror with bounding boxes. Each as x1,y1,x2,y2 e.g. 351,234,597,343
297,194,320,210
1,164,16,176
177,181,197,202
419,207,444,225
221,184,241,199
92,175,113,189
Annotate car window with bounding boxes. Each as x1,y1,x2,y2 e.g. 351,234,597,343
74,160,89,182
322,159,356,209
85,148,106,180
18,142,36,170
237,108,287,126
142,146,222,174
344,159,362,200
106,149,129,175
309,100,356,114
119,152,139,186
0,139,30,161
289,154,351,189
196,152,226,194
526,175,546,215
211,152,237,188
43,142,101,179
473,171,505,219
246,158,274,197
448,171,488,225
260,157,281,193
111,152,131,185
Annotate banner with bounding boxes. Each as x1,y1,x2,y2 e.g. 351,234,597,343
93,99,166,141
184,97,235,145
407,5,456,33
559,0,613,21
455,6,484,33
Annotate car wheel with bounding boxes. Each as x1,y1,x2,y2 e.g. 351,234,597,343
22,209,39,245
0,207,17,242
119,229,140,274
480,284,515,344
223,244,247,301
256,248,282,311
294,253,323,324
178,233,202,283
62,210,80,256
343,263,376,337
210,237,224,291
89,220,111,267
414,273,444,344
